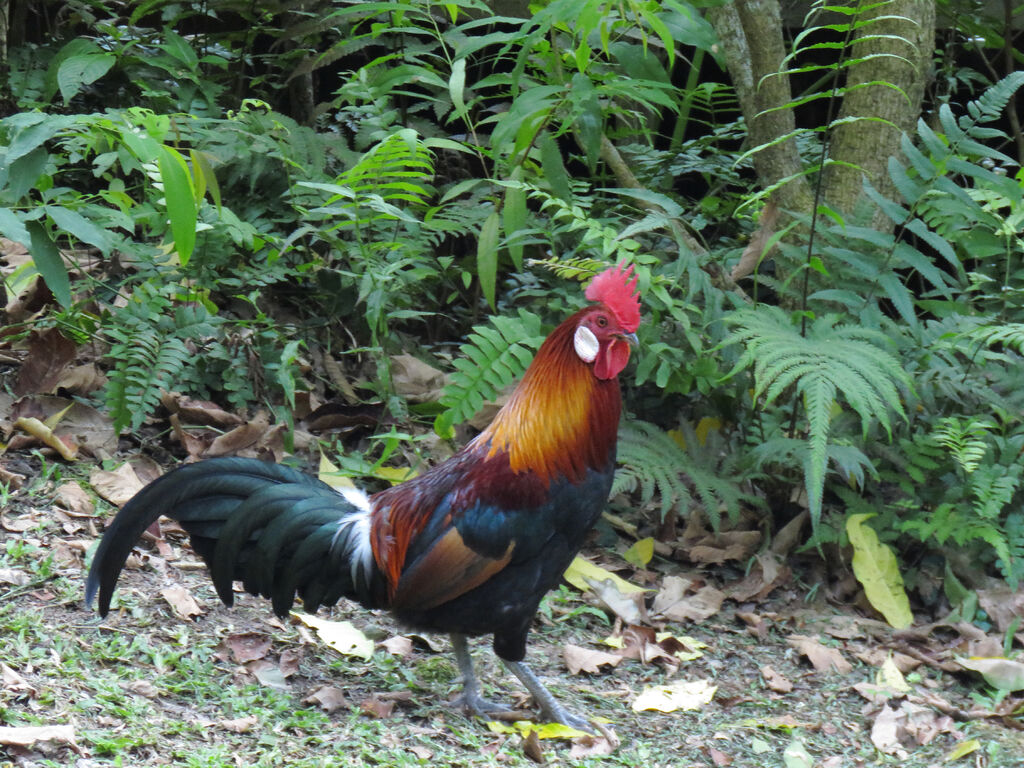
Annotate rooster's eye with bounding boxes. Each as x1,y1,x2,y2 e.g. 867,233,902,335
596,316,608,328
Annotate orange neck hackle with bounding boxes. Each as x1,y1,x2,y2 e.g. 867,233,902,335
472,309,621,484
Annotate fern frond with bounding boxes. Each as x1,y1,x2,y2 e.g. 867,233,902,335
725,305,910,525
105,329,190,434
438,309,546,427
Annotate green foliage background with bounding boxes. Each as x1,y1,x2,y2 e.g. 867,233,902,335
1,0,1023,607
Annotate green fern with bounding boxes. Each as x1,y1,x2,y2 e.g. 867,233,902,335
725,305,910,526
436,309,546,432
106,329,191,434
614,420,755,529
930,416,994,475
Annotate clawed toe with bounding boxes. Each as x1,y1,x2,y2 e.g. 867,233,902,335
448,691,521,721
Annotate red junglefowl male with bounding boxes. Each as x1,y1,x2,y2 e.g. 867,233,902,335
86,263,642,730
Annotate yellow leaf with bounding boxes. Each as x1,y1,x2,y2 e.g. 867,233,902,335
623,537,654,567
632,680,716,713
878,656,910,693
318,453,355,489
695,416,722,446
292,613,374,660
945,739,981,762
486,721,589,740
42,403,73,430
563,556,647,595
15,417,77,461
846,514,913,629
374,465,417,485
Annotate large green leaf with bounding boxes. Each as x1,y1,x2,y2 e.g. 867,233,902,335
476,210,500,309
57,53,116,103
26,221,71,308
158,145,197,265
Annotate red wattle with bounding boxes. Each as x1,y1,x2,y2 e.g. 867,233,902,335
593,340,630,380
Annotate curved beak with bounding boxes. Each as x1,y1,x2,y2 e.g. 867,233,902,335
617,332,639,348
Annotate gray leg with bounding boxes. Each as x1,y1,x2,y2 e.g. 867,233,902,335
503,659,594,732
448,634,518,719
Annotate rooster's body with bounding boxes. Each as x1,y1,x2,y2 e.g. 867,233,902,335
86,264,641,729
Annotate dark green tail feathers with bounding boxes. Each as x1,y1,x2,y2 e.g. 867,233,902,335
84,457,377,618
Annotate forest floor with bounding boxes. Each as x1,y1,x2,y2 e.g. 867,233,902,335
2,440,1024,768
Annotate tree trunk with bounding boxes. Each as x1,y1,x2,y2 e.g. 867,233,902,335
823,0,936,223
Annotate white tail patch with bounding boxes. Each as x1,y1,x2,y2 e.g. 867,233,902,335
330,487,374,588
574,325,599,363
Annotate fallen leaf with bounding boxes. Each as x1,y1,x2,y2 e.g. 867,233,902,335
563,644,623,675
946,739,981,762
2,664,35,694
125,680,159,698
13,327,78,396
279,648,302,678
521,729,544,764
304,685,349,713
786,635,852,674
90,463,144,506
782,738,813,768
0,567,30,585
956,656,1024,691
390,353,449,402
877,656,911,693
569,733,618,758
360,694,396,718
847,514,913,629
588,577,647,625
160,391,244,428
225,633,273,664
486,721,590,740
54,481,94,517
220,715,259,733
622,537,654,568
0,725,80,754
380,636,414,658
246,659,289,690
563,556,646,595
293,613,374,660
160,585,204,620
14,416,77,459
761,665,793,693
204,419,270,457
658,585,726,623
707,746,733,766
631,679,716,713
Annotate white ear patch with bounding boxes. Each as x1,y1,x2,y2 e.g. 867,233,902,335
574,325,599,363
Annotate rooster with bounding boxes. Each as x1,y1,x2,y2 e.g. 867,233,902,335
85,263,641,730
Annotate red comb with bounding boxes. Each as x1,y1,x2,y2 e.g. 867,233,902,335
585,261,640,332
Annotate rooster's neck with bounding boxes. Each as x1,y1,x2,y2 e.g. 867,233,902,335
471,311,621,483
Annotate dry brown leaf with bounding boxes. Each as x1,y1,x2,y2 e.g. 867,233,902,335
160,391,244,428
658,585,725,623
686,530,761,564
735,611,769,640
707,746,734,766
53,363,106,395
54,481,95,517
728,553,790,602
650,575,695,616
0,567,30,585
220,715,259,733
1,515,36,533
521,729,544,764
0,725,80,754
407,745,434,760
90,463,144,506
160,585,204,620
304,685,349,713
359,694,397,719
380,636,414,658
569,734,618,759
2,663,35,694
390,354,449,402
761,665,793,693
563,644,623,675
225,633,273,664
13,328,78,396
279,648,302,678
587,577,647,625
977,587,1024,635
204,417,270,457
786,635,853,674
125,680,159,698
246,659,289,690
